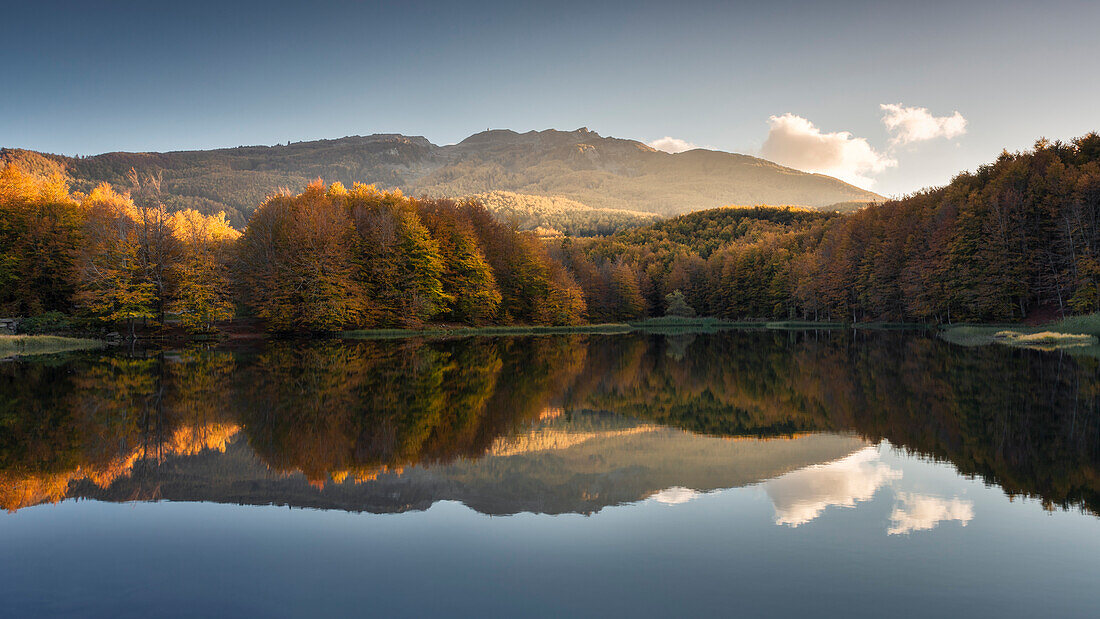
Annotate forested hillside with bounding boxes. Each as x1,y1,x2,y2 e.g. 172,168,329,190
2,133,1098,332
572,134,1100,323
0,128,880,229
0,135,436,227
558,207,836,321
469,191,660,236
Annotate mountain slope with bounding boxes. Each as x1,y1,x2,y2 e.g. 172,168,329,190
417,129,880,215
1,128,881,228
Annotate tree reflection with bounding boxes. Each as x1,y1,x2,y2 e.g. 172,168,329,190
0,348,237,510
234,337,585,485
0,330,1098,515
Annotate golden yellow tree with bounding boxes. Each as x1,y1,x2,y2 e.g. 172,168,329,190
168,209,239,333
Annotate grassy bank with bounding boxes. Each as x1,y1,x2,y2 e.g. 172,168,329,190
1045,313,1100,336
0,335,105,358
939,313,1100,353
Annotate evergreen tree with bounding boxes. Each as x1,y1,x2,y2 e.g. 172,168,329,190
664,289,695,317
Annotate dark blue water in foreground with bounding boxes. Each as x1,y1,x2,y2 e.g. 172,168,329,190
1,331,1098,617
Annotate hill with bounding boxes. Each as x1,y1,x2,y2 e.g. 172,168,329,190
470,190,661,236
1,128,881,228
602,205,836,259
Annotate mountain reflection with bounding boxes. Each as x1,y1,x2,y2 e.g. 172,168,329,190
1,330,1098,520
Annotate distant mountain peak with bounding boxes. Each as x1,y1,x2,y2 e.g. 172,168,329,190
458,129,520,144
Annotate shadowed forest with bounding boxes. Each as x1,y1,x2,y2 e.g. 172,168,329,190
2,134,1100,334
1,332,1097,515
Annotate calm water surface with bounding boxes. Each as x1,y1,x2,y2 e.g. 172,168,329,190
1,330,1098,617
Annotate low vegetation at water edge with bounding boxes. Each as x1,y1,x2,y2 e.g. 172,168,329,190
939,312,1100,351
0,335,104,358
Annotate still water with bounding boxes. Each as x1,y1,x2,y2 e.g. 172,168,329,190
1,330,1098,617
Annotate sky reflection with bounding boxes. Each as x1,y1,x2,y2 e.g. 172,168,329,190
764,442,975,535
888,492,974,535
765,444,902,527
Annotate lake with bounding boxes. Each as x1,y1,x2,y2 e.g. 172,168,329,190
1,330,1098,617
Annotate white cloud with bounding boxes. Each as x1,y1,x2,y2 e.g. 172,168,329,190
651,486,700,505
647,136,699,154
765,446,902,527
880,103,967,145
888,492,974,535
760,114,896,188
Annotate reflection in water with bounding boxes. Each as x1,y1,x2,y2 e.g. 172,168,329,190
651,486,701,505
488,417,661,456
1,330,1099,523
888,492,974,535
765,446,902,527
0,350,241,511
763,444,976,534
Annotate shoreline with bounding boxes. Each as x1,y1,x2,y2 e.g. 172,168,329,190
340,318,934,339
15,316,1098,351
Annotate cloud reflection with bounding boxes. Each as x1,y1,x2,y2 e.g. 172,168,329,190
765,446,902,527
652,486,700,505
888,492,974,534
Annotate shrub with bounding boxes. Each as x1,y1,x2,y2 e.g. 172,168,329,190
18,311,75,334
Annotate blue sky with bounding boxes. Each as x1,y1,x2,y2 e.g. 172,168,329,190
3,0,1098,196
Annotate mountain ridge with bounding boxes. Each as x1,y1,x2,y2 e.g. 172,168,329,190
1,128,882,228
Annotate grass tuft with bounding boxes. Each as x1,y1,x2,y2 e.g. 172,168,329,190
992,330,1096,349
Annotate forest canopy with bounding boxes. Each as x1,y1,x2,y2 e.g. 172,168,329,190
0,164,238,334
235,181,586,330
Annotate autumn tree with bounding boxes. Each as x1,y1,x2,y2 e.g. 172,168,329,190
608,260,645,320
0,163,84,315
345,184,449,326
236,181,365,331
168,209,239,333
74,184,156,336
125,169,183,321
416,199,502,323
